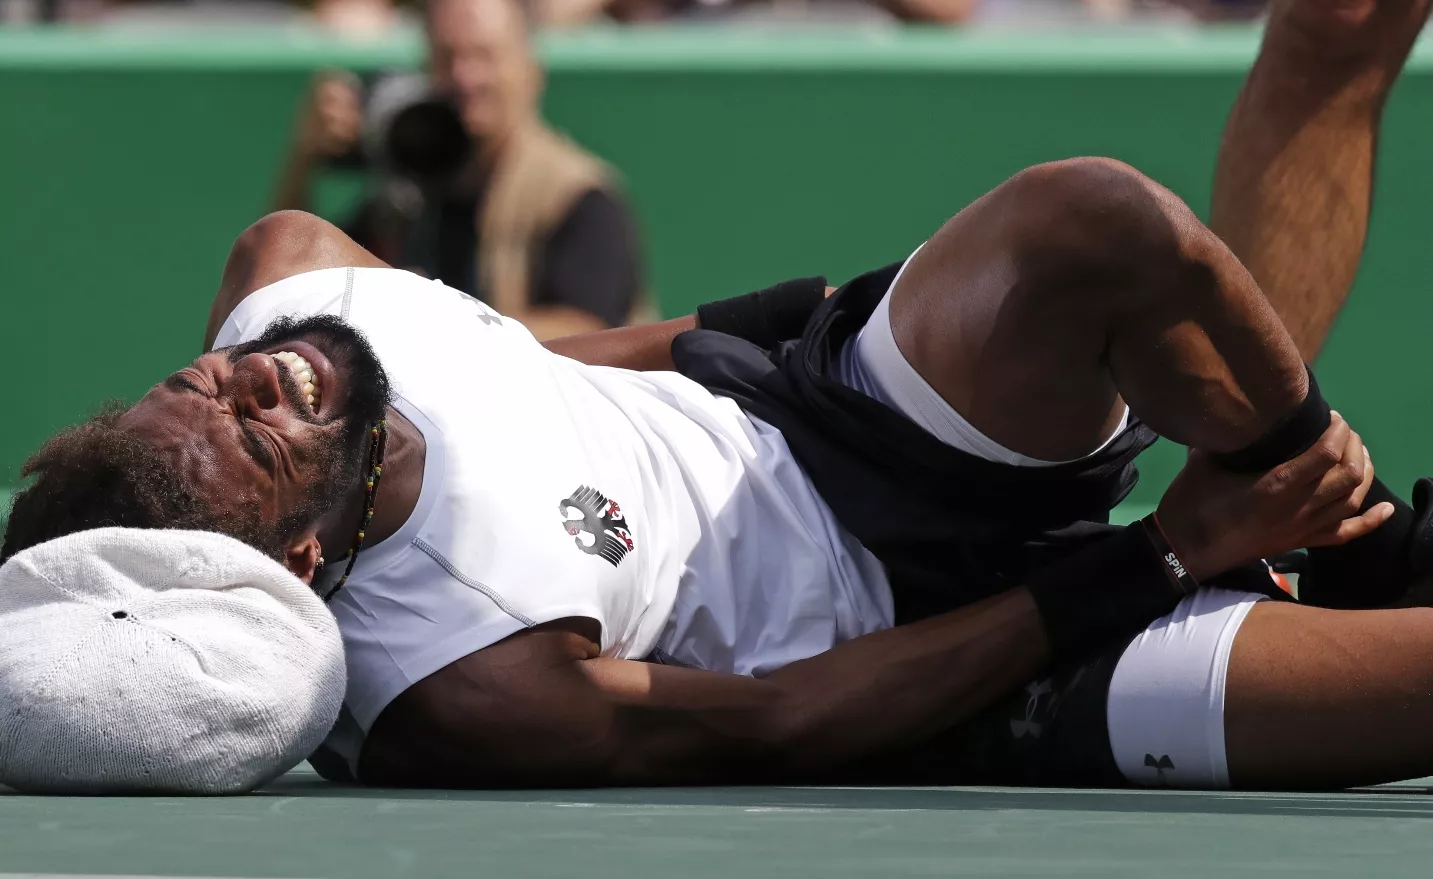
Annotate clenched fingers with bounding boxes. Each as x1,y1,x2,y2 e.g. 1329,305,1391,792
1304,501,1397,548
1306,422,1369,513
1272,413,1351,488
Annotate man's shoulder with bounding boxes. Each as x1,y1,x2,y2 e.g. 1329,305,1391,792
212,266,354,349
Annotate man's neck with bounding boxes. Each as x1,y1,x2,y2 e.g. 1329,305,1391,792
319,405,426,560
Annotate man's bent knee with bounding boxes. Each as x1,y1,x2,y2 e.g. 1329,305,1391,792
992,157,1190,296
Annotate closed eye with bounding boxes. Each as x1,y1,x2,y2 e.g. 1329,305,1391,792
164,374,207,396
239,421,277,470
164,371,275,472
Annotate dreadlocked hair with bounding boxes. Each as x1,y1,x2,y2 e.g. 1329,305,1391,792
1,404,267,565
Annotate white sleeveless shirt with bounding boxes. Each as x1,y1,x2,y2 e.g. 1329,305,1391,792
214,268,893,770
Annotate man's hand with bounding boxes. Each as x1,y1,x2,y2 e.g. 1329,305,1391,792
1157,413,1395,580
294,74,363,163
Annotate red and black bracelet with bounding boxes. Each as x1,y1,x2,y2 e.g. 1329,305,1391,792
1137,512,1200,597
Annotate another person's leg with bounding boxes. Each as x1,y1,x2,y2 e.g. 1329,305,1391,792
883,157,1308,463
1211,0,1431,360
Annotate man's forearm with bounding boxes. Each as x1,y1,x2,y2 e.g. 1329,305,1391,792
575,587,1050,785
365,586,1051,789
749,587,1049,776
543,315,697,371
514,305,610,343
540,283,836,372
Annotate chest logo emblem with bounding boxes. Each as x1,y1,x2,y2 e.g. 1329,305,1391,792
559,485,635,568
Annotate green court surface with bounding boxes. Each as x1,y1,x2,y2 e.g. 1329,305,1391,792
4,767,1433,877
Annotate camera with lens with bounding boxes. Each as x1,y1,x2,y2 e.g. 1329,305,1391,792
331,73,475,183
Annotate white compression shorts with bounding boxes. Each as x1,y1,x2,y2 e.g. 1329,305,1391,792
1106,586,1265,788
834,251,1130,464
832,249,1264,789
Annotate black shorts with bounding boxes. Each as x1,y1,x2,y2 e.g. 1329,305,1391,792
673,261,1159,623
673,262,1282,787
833,641,1130,787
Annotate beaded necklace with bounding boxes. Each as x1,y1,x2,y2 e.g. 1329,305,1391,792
322,418,388,602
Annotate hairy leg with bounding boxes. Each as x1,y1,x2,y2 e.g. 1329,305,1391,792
1211,0,1431,360
1225,600,1433,789
889,157,1307,462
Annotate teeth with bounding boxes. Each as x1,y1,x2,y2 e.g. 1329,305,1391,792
272,351,322,412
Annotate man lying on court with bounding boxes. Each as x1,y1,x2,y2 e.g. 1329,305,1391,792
6,159,1432,792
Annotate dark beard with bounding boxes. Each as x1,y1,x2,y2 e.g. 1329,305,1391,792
222,315,392,555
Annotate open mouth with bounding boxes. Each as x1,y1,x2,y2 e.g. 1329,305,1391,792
271,351,321,415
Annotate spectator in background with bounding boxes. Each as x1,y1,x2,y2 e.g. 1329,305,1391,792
273,0,646,340
537,0,976,26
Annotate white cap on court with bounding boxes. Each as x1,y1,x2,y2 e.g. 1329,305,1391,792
0,527,346,794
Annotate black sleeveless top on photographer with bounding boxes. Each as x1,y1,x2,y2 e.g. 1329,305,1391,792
342,185,640,329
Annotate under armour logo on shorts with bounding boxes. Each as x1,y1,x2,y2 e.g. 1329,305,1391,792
1144,753,1175,786
1010,679,1054,739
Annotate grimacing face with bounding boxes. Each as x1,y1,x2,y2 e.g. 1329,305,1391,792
116,316,390,562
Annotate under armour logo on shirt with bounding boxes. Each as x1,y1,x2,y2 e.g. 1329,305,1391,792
458,292,503,326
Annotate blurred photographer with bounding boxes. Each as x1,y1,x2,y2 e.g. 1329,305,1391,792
273,0,645,340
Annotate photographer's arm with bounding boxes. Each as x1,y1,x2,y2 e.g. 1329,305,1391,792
273,153,320,214
272,75,362,214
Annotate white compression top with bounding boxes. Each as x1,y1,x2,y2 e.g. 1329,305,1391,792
214,267,893,771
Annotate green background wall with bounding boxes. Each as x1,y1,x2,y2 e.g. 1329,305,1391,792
4,26,1433,511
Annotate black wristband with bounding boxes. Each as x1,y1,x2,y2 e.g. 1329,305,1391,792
1407,478,1433,578
1026,517,1198,664
696,277,827,350
1300,477,1417,609
1211,366,1331,474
